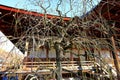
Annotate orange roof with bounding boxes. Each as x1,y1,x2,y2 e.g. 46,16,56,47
0,4,70,21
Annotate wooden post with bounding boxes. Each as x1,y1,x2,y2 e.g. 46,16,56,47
23,41,29,70
46,48,49,61
77,49,83,79
54,42,62,80
85,50,89,61
70,52,73,61
25,42,29,57
70,47,74,67
111,36,120,79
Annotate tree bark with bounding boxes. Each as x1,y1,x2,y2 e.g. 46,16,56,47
55,43,62,80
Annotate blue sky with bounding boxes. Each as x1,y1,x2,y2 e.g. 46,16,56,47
0,0,101,17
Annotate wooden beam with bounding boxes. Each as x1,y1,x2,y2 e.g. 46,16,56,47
111,36,120,80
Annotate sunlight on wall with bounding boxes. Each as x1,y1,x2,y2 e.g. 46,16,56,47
0,31,24,62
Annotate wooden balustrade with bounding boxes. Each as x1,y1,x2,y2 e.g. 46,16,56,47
0,61,113,75
22,61,95,69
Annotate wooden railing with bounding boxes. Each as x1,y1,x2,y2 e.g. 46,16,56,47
0,61,97,69
0,61,115,75
22,61,96,71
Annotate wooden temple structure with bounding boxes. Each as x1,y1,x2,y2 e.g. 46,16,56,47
0,0,120,79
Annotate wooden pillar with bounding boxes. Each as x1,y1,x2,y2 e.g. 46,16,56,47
111,36,120,79
85,50,89,61
70,48,74,68
77,49,83,79
98,50,102,66
54,42,62,80
70,46,73,61
70,52,73,61
91,48,95,61
46,48,49,61
25,42,29,57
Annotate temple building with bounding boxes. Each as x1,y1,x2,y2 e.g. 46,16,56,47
0,0,120,79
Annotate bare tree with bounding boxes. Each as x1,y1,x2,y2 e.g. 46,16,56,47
1,0,120,80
